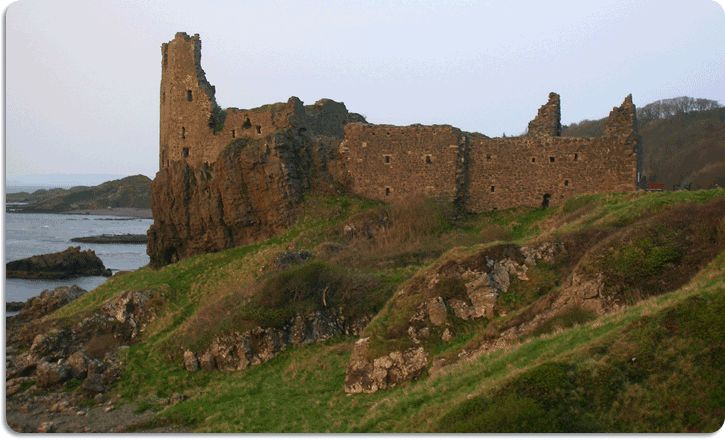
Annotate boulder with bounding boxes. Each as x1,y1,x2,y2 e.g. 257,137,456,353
82,373,106,394
6,247,111,279
65,351,91,379
35,362,71,387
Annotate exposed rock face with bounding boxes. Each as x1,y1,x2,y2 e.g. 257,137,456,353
344,242,564,394
344,338,428,394
12,285,88,323
6,247,112,279
6,289,164,392
149,131,310,267
183,308,370,372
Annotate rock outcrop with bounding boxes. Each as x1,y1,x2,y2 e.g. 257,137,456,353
344,242,564,394
147,108,362,268
183,308,369,372
12,285,88,323
6,289,164,394
6,247,112,279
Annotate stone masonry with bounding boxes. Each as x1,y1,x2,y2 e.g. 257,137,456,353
150,32,642,266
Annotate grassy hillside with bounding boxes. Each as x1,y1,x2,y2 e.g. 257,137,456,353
563,106,725,191
6,174,152,212
36,188,725,432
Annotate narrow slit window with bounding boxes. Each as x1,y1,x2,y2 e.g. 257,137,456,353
182,148,189,158
565,180,569,187
385,187,391,196
574,153,579,162
384,155,391,164
491,186,495,193
181,127,186,139
232,130,236,138
187,90,193,102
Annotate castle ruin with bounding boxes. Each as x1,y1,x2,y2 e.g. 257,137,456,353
149,32,642,267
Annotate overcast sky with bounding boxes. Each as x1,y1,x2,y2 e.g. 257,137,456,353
5,0,725,187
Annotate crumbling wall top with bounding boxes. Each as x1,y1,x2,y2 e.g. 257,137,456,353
604,94,638,137
527,92,561,138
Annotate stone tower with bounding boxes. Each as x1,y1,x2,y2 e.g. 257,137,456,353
159,32,223,169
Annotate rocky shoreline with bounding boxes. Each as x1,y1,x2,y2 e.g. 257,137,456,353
5,285,185,433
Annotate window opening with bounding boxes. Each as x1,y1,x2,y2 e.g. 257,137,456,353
490,186,495,193
486,154,492,162
187,90,193,102
550,157,555,163
232,130,236,138
564,180,569,187
243,118,252,129
425,155,432,164
384,155,391,164
255,126,262,134
531,157,536,163
182,148,189,158
181,127,186,139
385,187,391,196
574,153,579,162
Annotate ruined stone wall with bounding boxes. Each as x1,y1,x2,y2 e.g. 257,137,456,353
160,32,222,167
528,92,562,137
160,33,353,170
346,94,640,212
466,135,637,211
152,32,642,267
344,124,466,204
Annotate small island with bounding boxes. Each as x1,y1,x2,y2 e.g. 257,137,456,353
70,234,147,244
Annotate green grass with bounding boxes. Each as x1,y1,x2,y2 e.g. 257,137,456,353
27,189,725,432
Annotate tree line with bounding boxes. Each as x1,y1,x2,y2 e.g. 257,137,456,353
636,96,721,120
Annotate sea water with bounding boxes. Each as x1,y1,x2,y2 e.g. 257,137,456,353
4,212,154,306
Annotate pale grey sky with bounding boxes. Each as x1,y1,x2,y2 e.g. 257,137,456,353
5,0,725,187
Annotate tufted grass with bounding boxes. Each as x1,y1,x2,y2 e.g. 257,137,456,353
29,188,725,432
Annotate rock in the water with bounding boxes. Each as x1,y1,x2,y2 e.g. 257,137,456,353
6,247,112,279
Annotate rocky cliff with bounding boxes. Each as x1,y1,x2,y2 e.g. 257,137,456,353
147,100,362,268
